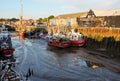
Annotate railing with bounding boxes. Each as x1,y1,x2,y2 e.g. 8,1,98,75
0,28,9,34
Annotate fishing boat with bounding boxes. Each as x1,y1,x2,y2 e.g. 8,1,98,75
0,61,25,81
47,36,71,48
70,38,86,47
38,32,45,39
0,25,15,60
68,29,86,47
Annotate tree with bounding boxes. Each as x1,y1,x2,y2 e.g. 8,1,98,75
9,18,19,22
0,18,6,22
37,18,43,23
42,18,48,22
0,18,19,22
37,15,54,23
48,15,54,21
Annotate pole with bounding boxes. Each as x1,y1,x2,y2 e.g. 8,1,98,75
20,0,23,31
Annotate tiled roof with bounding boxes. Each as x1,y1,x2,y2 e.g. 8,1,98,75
56,12,88,19
55,8,120,19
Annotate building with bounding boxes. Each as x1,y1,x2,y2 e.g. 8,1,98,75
49,12,87,27
49,9,120,28
14,19,36,32
79,9,120,27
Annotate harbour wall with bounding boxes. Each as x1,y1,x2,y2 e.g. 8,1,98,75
85,37,120,58
77,27,120,58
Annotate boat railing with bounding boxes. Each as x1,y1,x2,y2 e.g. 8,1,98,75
0,60,26,81
0,28,9,34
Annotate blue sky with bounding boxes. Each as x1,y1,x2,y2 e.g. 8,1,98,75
0,0,120,19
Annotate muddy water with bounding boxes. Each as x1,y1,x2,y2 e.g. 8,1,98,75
12,38,120,81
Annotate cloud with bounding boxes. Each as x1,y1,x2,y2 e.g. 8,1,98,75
58,0,120,11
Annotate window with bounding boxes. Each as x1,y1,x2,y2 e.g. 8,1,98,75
66,18,71,26
52,19,56,26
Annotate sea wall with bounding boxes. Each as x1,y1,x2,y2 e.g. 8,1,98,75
77,27,120,58
85,37,120,58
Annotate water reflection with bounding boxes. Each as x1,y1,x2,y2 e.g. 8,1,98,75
46,46,80,54
47,46,106,68
46,44,120,75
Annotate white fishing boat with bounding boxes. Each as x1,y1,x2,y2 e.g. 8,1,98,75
67,29,86,47
0,24,15,60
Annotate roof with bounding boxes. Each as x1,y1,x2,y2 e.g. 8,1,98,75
54,8,120,19
56,12,88,19
92,9,120,16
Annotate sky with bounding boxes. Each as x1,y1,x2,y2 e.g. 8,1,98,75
0,0,120,19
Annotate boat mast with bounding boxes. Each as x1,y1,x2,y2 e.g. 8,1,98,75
20,0,23,31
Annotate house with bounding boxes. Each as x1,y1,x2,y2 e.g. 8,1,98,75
49,12,87,27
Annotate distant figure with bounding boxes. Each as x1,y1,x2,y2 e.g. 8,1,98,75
25,73,29,81
25,67,34,81
31,68,34,75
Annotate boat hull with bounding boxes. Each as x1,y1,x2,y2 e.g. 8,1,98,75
48,42,70,48
48,38,70,48
70,39,86,47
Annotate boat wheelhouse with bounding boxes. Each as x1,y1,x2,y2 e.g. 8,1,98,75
68,29,86,47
